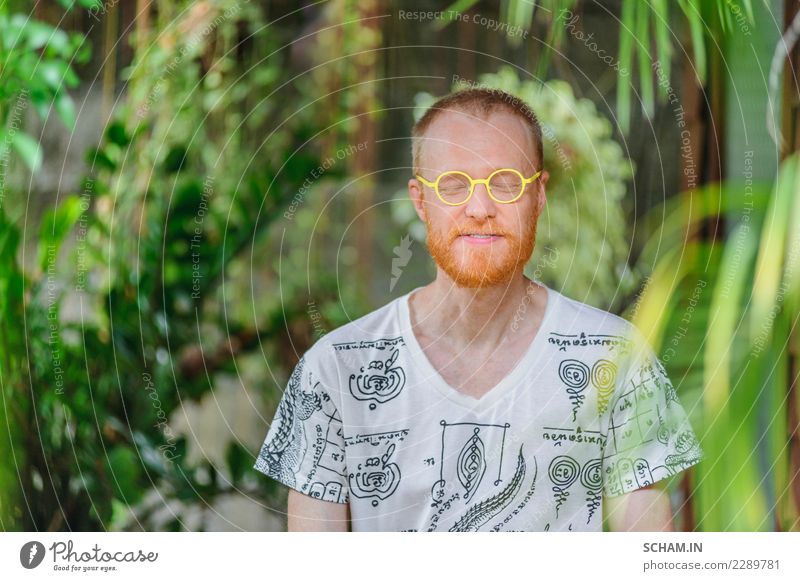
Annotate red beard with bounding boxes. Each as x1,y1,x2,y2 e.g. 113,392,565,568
424,205,538,288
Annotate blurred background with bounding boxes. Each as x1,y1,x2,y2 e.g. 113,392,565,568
0,0,798,532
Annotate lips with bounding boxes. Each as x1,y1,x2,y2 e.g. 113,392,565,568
457,233,504,245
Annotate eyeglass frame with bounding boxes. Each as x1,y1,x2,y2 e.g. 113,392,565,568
414,168,543,206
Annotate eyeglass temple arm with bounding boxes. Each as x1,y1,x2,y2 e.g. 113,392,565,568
523,170,543,184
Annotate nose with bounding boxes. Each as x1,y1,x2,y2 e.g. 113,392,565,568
463,181,497,220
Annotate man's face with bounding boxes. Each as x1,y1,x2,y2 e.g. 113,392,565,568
410,108,548,289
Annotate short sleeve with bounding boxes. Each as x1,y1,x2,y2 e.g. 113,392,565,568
253,355,349,503
601,335,704,498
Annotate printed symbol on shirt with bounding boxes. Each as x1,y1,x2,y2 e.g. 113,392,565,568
307,480,347,503
559,359,590,421
548,455,580,517
547,331,633,354
604,457,654,496
349,442,401,507
256,359,321,488
448,445,527,532
591,358,617,415
430,420,511,507
559,358,619,420
349,348,406,410
548,455,607,525
665,429,702,472
580,458,603,524
456,428,488,502
541,425,607,448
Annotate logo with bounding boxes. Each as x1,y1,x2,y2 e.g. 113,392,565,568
20,541,46,569
390,234,413,292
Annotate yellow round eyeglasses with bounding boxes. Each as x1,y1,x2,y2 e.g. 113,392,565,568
415,168,543,206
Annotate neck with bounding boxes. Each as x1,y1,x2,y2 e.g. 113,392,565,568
409,270,546,351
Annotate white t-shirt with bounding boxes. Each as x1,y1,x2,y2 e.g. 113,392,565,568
254,283,703,531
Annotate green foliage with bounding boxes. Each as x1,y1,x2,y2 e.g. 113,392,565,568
1,0,355,530
629,154,800,530
443,0,755,134
0,4,92,531
0,9,90,171
393,66,634,309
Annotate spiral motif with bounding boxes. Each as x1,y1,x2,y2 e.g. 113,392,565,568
548,455,580,488
457,429,486,501
559,359,590,391
579,458,602,490
657,420,671,444
591,359,617,414
591,359,617,391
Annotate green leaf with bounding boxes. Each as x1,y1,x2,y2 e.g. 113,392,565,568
225,441,250,484
163,145,188,173
105,446,144,506
435,0,480,29
25,21,58,51
749,154,799,345
37,61,68,90
616,0,636,134
106,121,130,147
678,0,707,83
54,93,76,129
10,132,43,172
635,1,654,119
38,196,83,273
651,0,672,98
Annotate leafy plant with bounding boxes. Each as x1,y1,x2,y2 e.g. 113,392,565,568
0,3,91,531
441,0,756,133
0,8,91,171
629,153,800,530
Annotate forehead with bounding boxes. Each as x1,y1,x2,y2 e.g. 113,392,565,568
419,108,536,172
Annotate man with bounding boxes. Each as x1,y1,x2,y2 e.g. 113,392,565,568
253,87,703,532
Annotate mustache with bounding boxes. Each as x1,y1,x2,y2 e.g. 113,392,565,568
448,224,514,240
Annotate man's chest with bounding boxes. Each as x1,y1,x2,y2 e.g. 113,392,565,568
339,396,609,531
417,336,534,399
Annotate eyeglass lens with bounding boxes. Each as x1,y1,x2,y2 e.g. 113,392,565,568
436,170,524,203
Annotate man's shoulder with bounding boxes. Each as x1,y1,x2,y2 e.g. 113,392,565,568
553,289,642,340
554,290,631,329
305,294,405,361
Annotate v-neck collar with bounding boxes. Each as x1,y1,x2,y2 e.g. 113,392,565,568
398,282,558,411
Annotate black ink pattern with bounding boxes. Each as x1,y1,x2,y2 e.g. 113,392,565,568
308,480,347,503
349,348,406,409
344,428,410,448
542,425,606,448
665,429,703,471
255,358,321,487
457,428,487,502
591,358,617,415
430,420,511,507
547,331,633,354
449,446,526,532
548,455,580,517
332,336,405,351
426,492,461,532
349,442,401,507
490,456,539,532
580,458,603,524
299,406,347,495
559,359,590,421
604,457,655,496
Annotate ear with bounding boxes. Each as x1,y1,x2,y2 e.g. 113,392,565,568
535,170,550,215
408,178,428,222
